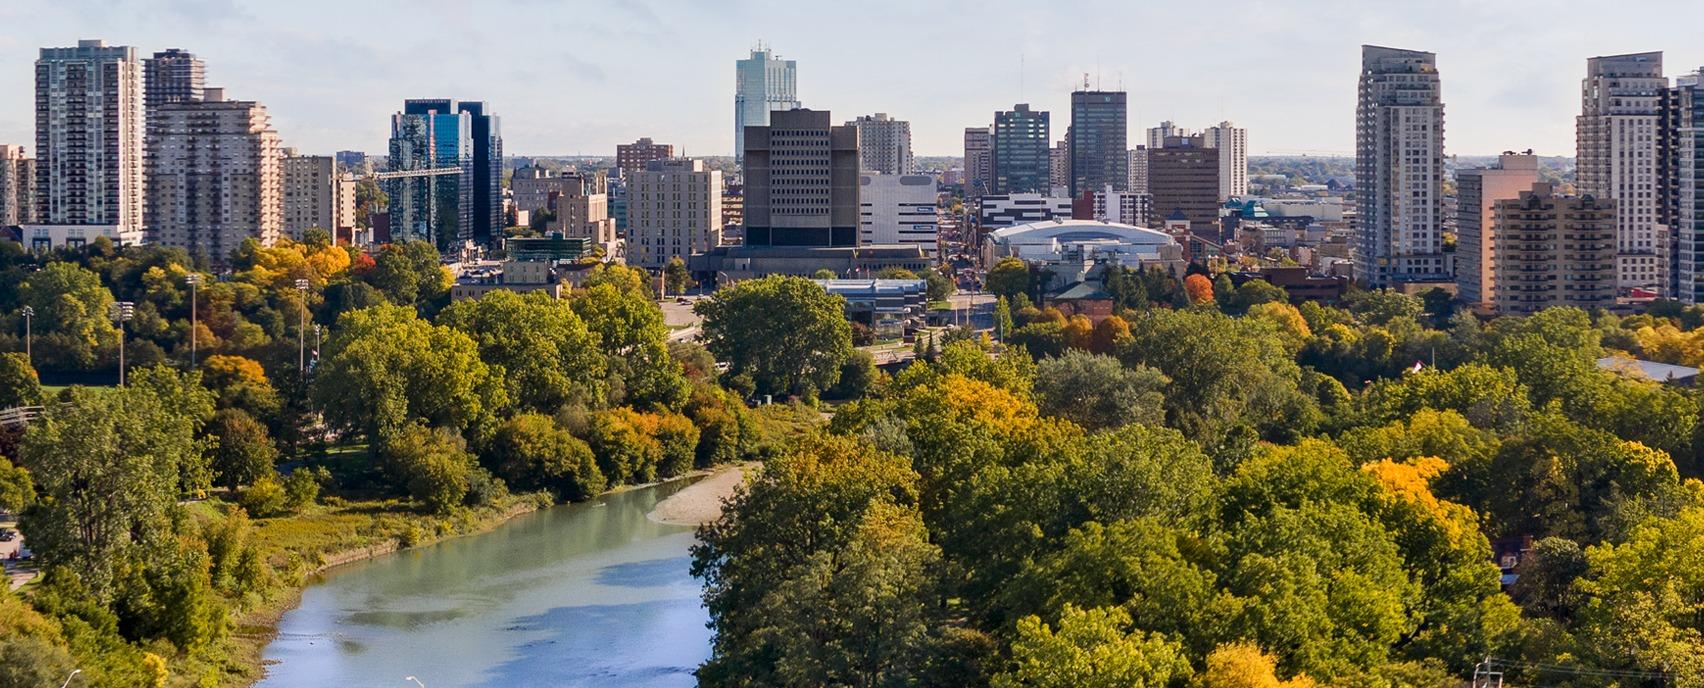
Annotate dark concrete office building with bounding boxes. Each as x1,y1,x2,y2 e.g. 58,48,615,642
1147,135,1222,238
992,104,1050,194
1069,89,1128,198
741,108,860,247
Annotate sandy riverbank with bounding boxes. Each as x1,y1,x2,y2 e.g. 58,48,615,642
648,464,747,526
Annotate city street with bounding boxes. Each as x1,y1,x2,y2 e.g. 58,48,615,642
1,516,32,590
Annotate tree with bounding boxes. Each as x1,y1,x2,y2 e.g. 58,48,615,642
876,267,919,280
17,261,118,370
485,413,605,500
1223,279,1289,316
995,296,1015,341
1034,351,1167,431
313,304,504,442
664,256,692,295
0,635,77,688
440,290,607,413
813,268,838,280
696,276,854,398
992,605,1191,688
925,267,957,302
1576,507,1704,684
207,409,278,490
1195,642,1316,688
380,424,474,514
1184,274,1215,306
571,282,688,410
17,385,193,596
0,353,42,409
354,176,387,229
366,240,447,307
0,456,33,514
988,257,1031,302
199,354,281,420
1343,289,1423,326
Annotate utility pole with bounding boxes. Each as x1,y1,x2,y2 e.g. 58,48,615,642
295,279,310,377
18,306,33,364
185,274,202,367
109,302,134,386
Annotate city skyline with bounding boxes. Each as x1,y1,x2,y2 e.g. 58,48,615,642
6,0,1704,158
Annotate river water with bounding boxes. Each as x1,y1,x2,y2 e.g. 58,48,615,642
257,480,711,688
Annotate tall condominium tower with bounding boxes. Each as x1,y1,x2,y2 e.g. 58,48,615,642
1201,121,1249,200
281,149,357,241
734,46,799,161
386,100,472,247
1494,182,1618,315
963,127,992,198
32,40,146,246
992,104,1050,195
742,109,859,247
1355,45,1447,288
1579,52,1667,295
1455,152,1539,311
1049,140,1069,191
144,48,204,111
145,88,281,265
1128,147,1149,194
457,101,503,246
628,158,722,268
1068,88,1128,198
616,138,675,176
849,113,914,175
1668,68,1704,303
0,145,35,227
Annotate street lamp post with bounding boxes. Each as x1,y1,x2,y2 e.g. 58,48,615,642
294,279,309,377
185,274,203,367
404,677,425,688
19,306,33,364
59,669,81,688
109,302,134,386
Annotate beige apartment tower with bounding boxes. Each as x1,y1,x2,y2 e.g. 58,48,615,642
33,40,147,247
1578,52,1666,295
0,145,34,226
627,158,722,269
281,149,356,241
1494,182,1617,315
145,88,281,265
1455,152,1539,311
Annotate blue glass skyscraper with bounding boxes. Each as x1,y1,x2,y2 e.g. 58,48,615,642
384,99,501,248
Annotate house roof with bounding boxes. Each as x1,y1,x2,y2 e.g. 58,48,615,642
1596,356,1700,383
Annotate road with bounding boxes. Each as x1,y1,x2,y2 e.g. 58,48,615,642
1,516,32,590
660,295,705,343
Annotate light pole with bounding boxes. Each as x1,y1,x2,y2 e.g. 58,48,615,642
19,306,33,364
109,302,134,386
59,669,81,688
294,278,309,377
185,274,202,367
404,677,425,688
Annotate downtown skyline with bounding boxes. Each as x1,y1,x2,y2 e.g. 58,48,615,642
5,0,1704,158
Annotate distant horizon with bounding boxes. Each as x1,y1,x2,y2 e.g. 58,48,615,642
5,0,1702,159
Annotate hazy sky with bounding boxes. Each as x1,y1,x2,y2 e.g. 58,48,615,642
3,0,1702,158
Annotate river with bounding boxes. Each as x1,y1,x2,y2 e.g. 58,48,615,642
257,479,711,688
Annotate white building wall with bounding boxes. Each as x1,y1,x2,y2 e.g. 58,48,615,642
860,173,939,258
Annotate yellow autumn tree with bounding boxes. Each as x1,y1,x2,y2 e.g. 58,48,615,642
1194,642,1315,688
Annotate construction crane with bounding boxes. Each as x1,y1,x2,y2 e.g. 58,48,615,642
368,166,463,181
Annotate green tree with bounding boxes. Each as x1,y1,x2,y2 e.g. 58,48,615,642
988,257,1031,302
1577,507,1704,684
381,424,474,514
1222,279,1289,316
484,413,605,500
0,352,43,408
366,240,447,307
199,354,281,421
17,261,118,370
0,634,77,688
696,276,854,398
992,604,1191,688
207,408,278,490
571,282,689,409
925,267,957,302
0,456,34,514
439,290,608,413
17,385,193,596
994,296,1015,341
664,256,692,295
1034,351,1168,431
313,304,505,442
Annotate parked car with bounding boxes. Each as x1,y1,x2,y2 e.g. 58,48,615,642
0,529,14,542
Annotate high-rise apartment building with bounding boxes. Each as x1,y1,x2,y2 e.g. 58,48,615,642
1091,186,1153,227
1201,121,1249,200
31,40,146,247
1355,45,1447,288
963,127,993,197
1147,121,1193,149
628,158,721,268
1670,68,1704,303
281,149,356,241
1455,152,1539,310
734,46,799,160
1579,52,1666,295
145,88,281,264
458,101,503,245
859,173,939,258
1494,182,1618,314
617,138,675,177
0,146,34,227
144,48,204,112
992,104,1050,195
1147,136,1221,238
742,109,860,247
1068,89,1128,198
850,114,913,175
1128,147,1149,195
1049,141,1069,191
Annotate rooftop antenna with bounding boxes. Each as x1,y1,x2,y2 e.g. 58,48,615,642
1020,52,1025,101
1083,73,1090,90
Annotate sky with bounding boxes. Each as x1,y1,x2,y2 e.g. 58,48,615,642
3,0,1703,159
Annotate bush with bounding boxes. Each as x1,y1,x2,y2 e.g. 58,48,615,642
283,466,329,511
584,409,662,484
464,466,510,507
238,474,288,517
209,408,279,490
381,425,474,515
484,413,606,501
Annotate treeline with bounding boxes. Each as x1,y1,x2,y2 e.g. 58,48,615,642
0,240,775,686
693,281,1704,686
